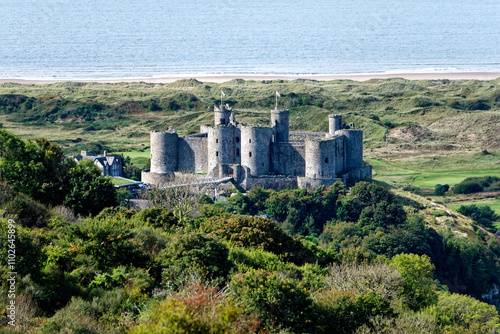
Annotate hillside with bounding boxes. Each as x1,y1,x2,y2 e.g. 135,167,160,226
1,113,500,332
0,78,499,155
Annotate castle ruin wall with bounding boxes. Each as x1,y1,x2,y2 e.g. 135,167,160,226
178,135,208,173
338,129,363,170
271,142,305,176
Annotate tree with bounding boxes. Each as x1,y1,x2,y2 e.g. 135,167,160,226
434,184,449,196
160,232,233,281
63,160,117,216
143,174,202,224
457,204,499,229
425,291,500,333
0,130,68,205
391,253,438,311
231,269,315,332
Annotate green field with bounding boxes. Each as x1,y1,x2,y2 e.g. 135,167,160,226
445,198,500,215
114,148,150,168
367,150,500,189
109,177,140,186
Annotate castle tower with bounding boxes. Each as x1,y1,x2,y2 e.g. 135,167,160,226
338,129,363,170
271,108,289,142
207,126,235,172
305,139,338,179
150,131,178,174
214,104,232,126
329,114,343,135
240,126,273,176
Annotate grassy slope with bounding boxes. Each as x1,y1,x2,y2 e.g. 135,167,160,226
1,77,499,183
2,79,500,279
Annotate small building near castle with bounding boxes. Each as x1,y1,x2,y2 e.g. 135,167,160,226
142,105,371,190
76,151,123,177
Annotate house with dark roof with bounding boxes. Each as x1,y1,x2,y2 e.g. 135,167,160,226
77,150,123,177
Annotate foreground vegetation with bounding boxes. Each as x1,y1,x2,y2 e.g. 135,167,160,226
1,76,499,332
1,131,500,333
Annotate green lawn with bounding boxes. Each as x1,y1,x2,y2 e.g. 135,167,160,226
445,198,500,215
367,155,500,189
115,148,150,168
411,169,500,188
109,177,140,186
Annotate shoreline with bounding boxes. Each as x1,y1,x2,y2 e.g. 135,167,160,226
1,72,499,84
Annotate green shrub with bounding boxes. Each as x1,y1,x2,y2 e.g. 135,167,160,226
128,285,260,334
199,194,214,204
159,232,233,282
434,184,449,196
391,253,438,311
201,214,325,265
314,290,395,333
453,182,484,194
3,193,48,227
68,216,149,270
133,207,178,229
0,220,44,278
424,291,500,333
457,204,499,229
231,269,315,332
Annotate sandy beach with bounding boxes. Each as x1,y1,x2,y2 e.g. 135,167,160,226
1,72,499,84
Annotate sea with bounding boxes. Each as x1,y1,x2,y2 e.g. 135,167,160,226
1,0,499,80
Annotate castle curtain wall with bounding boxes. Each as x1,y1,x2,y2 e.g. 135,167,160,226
178,135,208,174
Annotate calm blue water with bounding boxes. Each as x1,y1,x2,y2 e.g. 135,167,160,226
1,0,499,79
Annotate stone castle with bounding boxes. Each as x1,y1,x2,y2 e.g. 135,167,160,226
142,104,372,190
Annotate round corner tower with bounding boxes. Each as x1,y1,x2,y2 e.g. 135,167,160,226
271,108,289,142
329,114,343,135
207,125,235,171
214,104,232,126
240,126,273,176
150,131,179,174
338,129,363,170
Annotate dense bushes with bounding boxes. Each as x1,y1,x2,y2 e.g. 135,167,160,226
231,269,315,332
0,130,117,218
128,285,260,334
457,204,499,229
453,176,500,194
159,232,233,281
222,184,343,236
202,214,334,265
1,173,500,333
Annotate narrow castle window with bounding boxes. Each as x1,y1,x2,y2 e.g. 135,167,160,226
236,137,240,142
216,151,219,156
325,157,329,163
216,138,219,143
249,139,252,143
249,152,252,157
236,148,240,155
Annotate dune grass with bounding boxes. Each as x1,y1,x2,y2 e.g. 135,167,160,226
1,78,499,178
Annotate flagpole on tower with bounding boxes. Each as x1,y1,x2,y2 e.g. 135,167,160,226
275,91,281,110
221,90,225,108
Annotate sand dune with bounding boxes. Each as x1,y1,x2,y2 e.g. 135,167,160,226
1,72,499,84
